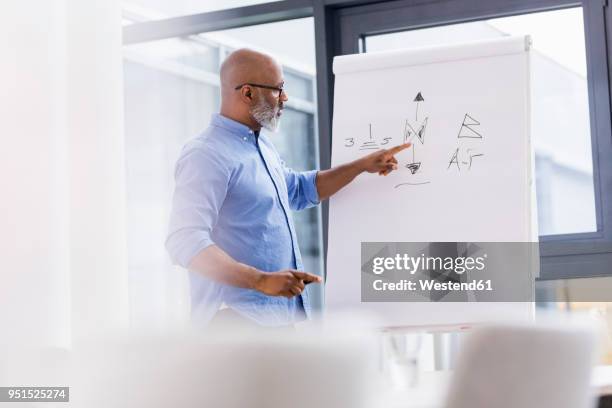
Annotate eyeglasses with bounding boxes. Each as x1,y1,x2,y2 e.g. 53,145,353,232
234,82,285,98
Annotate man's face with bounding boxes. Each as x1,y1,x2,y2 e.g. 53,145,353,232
250,65,287,132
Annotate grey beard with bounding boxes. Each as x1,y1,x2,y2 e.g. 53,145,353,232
251,97,280,132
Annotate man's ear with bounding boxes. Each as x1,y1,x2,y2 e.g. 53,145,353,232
240,85,253,102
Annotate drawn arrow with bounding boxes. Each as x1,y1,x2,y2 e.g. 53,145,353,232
414,92,424,120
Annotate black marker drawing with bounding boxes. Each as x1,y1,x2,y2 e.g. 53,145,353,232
457,113,482,139
414,92,424,121
404,118,428,145
404,93,428,144
394,181,431,188
467,149,484,169
342,99,487,182
399,93,430,177
405,162,422,174
397,92,431,183
448,148,461,171
403,118,428,174
359,123,380,150
447,148,485,171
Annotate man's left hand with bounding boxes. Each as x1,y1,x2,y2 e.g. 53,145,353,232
358,143,411,176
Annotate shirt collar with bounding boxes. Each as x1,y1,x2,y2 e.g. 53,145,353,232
211,113,259,143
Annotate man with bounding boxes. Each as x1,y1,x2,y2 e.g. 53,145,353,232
166,48,410,328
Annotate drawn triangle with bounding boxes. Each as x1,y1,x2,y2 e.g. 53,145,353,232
416,117,428,144
458,113,482,138
458,125,482,138
406,162,421,174
463,113,480,126
404,122,417,141
414,92,424,102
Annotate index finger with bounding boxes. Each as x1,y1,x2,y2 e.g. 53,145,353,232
386,143,411,155
292,271,322,283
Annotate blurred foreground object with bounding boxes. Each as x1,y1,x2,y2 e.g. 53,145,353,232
445,319,597,408
70,327,380,408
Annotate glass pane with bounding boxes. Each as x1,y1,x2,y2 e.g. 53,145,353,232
122,0,282,22
366,8,597,236
123,17,322,326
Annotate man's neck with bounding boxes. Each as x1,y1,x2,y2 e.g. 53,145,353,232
219,110,261,132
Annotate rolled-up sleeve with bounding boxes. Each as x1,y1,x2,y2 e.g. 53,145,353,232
281,161,320,211
165,146,230,268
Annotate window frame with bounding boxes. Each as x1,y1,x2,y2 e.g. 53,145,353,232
122,0,612,281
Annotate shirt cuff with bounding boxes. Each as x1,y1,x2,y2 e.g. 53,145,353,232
171,235,215,269
303,169,320,206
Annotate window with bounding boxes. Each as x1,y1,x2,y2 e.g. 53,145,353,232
122,15,322,326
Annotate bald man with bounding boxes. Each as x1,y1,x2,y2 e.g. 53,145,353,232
166,49,410,329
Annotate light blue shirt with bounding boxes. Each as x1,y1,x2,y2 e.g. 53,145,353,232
166,113,320,327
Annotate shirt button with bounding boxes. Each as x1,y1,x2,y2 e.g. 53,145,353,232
243,137,247,141
249,130,253,134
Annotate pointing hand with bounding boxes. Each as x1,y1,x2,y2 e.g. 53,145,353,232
359,143,411,176
255,270,322,298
